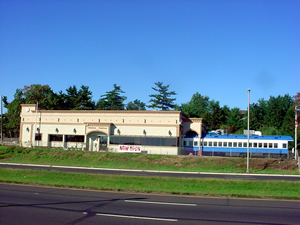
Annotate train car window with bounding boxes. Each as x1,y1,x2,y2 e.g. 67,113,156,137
233,142,237,147
213,142,217,147
243,142,247,147
274,143,278,148
194,141,198,146
238,142,242,147
254,143,257,147
259,143,262,148
218,142,222,147
204,141,207,146
264,143,268,148
249,143,252,147
229,142,232,147
269,143,273,148
223,142,227,147
209,142,212,146
283,143,287,148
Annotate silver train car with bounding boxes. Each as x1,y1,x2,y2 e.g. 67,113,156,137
183,133,293,157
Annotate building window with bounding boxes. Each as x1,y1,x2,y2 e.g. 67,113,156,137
66,135,84,142
50,135,63,142
35,133,42,141
110,136,178,147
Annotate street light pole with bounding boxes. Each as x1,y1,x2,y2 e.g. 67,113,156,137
295,105,299,159
247,89,250,173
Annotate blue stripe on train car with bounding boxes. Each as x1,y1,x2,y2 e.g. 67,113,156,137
202,147,288,154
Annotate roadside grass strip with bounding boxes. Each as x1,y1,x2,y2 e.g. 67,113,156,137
0,168,299,199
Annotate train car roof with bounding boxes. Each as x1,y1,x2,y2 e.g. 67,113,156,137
203,134,293,141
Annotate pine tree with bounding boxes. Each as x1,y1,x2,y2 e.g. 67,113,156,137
148,82,176,111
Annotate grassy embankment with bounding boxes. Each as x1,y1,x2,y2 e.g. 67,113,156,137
0,146,299,199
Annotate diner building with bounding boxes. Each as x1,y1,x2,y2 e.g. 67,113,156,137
19,104,206,155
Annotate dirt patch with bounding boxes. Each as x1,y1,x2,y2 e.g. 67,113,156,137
235,159,298,171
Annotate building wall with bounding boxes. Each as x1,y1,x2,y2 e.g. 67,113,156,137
20,104,204,155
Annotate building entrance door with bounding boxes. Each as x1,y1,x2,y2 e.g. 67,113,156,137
99,136,107,151
87,132,107,151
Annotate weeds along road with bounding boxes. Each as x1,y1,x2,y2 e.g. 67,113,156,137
1,183,300,225
1,162,300,181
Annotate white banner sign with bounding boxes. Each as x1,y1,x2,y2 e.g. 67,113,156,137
119,145,141,153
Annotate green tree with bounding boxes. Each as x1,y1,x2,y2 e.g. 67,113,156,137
126,99,146,110
249,102,266,131
62,85,95,110
21,84,57,109
148,82,176,111
181,92,210,118
263,95,293,129
2,90,24,137
206,100,229,131
96,84,127,110
226,107,244,133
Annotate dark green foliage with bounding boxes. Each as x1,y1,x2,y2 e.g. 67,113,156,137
59,85,95,110
148,82,176,111
181,92,210,118
96,84,127,110
226,107,244,133
126,99,146,110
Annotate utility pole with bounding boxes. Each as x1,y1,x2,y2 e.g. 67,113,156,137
247,89,250,173
295,105,299,160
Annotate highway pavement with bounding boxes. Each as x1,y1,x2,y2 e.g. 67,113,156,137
0,183,299,225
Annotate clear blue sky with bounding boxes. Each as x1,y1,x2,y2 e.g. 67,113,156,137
1,0,299,110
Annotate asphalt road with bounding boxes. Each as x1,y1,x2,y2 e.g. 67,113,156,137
1,162,300,181
0,183,299,225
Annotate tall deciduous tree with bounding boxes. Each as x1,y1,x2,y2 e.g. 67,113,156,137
226,107,244,133
263,95,293,129
181,92,210,118
148,82,176,111
96,84,127,110
2,90,24,137
21,84,57,109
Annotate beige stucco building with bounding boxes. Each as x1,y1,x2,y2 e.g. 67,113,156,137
19,104,206,155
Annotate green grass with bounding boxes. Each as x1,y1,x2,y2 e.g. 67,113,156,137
0,146,299,174
0,146,299,199
0,168,299,199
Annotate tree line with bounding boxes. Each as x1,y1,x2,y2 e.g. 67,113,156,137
1,83,299,149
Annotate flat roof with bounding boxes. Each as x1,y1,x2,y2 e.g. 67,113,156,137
203,134,294,141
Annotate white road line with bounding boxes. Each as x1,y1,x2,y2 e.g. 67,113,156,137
125,200,197,206
83,212,178,222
